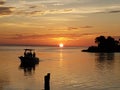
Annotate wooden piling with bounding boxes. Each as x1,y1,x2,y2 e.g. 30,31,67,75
44,73,50,90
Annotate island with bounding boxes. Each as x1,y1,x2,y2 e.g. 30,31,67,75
82,36,120,52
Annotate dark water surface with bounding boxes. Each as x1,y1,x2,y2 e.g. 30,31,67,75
0,46,120,90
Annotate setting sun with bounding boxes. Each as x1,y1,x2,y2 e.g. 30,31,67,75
59,43,64,48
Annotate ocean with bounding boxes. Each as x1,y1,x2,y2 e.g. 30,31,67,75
0,46,120,90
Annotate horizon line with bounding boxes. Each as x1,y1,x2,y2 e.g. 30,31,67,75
0,44,88,47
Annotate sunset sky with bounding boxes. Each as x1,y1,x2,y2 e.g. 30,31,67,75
0,0,120,46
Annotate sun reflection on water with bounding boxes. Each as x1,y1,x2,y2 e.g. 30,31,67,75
59,49,63,67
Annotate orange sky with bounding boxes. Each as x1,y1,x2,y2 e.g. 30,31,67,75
0,0,120,46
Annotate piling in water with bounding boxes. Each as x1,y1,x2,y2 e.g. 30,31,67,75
44,73,50,90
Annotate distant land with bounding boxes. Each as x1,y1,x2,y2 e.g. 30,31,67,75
82,35,120,52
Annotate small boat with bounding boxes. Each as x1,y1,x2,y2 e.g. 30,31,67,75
19,49,39,64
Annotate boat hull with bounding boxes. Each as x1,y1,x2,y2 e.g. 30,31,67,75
19,56,39,64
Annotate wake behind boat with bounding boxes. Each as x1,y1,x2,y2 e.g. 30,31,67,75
19,49,39,64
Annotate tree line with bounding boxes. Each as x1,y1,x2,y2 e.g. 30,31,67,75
83,36,120,52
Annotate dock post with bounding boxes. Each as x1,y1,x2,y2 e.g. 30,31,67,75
44,73,50,90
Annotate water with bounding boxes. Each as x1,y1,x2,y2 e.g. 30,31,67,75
0,46,120,90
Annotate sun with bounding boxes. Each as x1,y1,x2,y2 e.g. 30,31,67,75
59,43,64,48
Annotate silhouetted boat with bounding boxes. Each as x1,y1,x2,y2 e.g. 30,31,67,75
19,61,36,76
19,49,39,64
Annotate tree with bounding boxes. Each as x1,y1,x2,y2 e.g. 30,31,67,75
82,35,120,52
95,36,120,52
106,36,115,51
95,36,106,49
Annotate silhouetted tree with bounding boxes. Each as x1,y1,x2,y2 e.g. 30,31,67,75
95,36,106,51
83,35,120,52
95,36,106,45
106,36,115,51
119,39,120,45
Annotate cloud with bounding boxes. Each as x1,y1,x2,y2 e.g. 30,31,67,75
0,0,5,5
94,5,120,14
68,27,78,30
0,0,120,18
52,3,64,6
108,10,120,13
15,8,74,16
68,25,93,31
15,4,120,16
65,5,120,15
3,32,104,40
0,6,14,16
29,5,38,9
10,34,47,40
80,25,93,28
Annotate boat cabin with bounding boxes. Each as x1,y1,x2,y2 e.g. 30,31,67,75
24,49,36,58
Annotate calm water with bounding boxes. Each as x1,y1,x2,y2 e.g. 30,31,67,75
0,46,120,90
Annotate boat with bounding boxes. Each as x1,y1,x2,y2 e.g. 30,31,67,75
19,49,39,64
